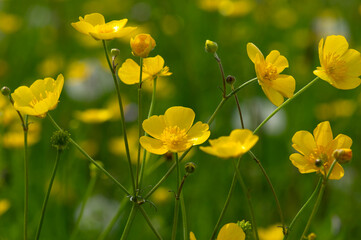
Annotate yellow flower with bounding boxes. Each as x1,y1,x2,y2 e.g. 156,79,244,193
200,129,258,159
118,55,172,85
313,35,361,89
71,13,136,40
190,223,246,240
0,199,10,216
290,121,352,180
140,106,210,154
258,224,283,240
247,43,295,106
130,33,156,58
12,74,64,118
74,108,113,123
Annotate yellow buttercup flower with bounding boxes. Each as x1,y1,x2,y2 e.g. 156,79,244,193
200,129,258,159
130,33,156,58
258,224,283,240
290,121,352,180
313,35,361,89
190,223,246,240
247,43,295,106
71,13,136,40
118,55,172,85
74,108,113,123
12,74,64,118
140,106,210,154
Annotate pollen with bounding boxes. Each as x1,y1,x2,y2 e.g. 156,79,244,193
160,126,188,150
324,53,347,81
263,63,278,82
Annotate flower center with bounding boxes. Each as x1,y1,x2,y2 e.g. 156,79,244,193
263,63,278,82
29,90,51,107
309,148,330,169
96,24,119,33
160,126,188,150
324,53,347,81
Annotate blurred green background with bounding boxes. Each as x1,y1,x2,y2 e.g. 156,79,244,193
1,0,361,239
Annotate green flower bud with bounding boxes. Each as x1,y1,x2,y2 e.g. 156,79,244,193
226,75,236,85
185,162,196,174
111,48,120,57
1,86,10,96
50,130,70,150
237,220,253,240
205,40,218,54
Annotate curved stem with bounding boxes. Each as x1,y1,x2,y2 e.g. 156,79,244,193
253,77,319,134
136,57,144,191
232,85,245,129
213,53,227,98
47,113,130,196
23,115,29,240
139,206,163,240
171,153,180,240
283,178,322,240
120,204,137,240
35,149,62,240
102,40,136,195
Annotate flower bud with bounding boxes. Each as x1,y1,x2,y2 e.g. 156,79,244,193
185,162,196,174
111,48,120,57
226,75,236,85
333,148,352,164
50,130,70,150
307,233,317,240
1,86,10,96
205,40,218,54
130,34,156,58
238,220,252,238
315,158,323,167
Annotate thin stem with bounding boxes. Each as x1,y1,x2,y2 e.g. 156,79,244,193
232,158,259,240
253,77,319,134
213,53,227,98
47,113,130,196
120,204,137,240
232,85,245,129
136,57,144,191
70,171,98,240
102,40,136,194
35,149,62,240
300,160,337,240
248,151,286,235
210,158,240,240
171,153,180,240
138,206,163,240
283,178,322,240
177,174,189,240
23,115,29,240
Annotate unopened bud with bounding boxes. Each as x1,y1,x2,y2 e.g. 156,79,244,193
315,158,323,167
111,48,120,57
307,233,317,240
226,75,236,85
90,160,104,177
130,34,156,58
333,148,352,164
238,220,252,239
1,86,10,96
50,130,70,150
205,40,218,54
185,162,196,174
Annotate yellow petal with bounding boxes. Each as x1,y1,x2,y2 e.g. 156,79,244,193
118,59,151,85
327,162,344,180
333,134,352,149
265,50,288,73
247,43,263,63
313,68,332,83
190,232,197,240
187,121,210,145
142,115,166,139
290,153,318,174
291,130,316,155
323,35,349,58
71,21,95,35
83,13,105,26
140,136,168,155
261,85,284,106
12,86,34,106
217,223,245,240
164,106,195,132
89,26,137,40
143,55,165,76
342,49,361,76
313,121,333,149
332,76,361,90
229,129,259,152
271,75,295,98
318,38,324,67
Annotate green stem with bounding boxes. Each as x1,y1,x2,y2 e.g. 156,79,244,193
23,115,29,240
171,153,180,240
102,40,136,195
232,158,259,240
300,160,337,240
180,193,188,240
283,178,322,240
70,171,98,240
120,204,137,240
35,149,62,240
136,57,144,192
210,158,240,240
232,85,245,129
138,206,163,240
253,77,319,134
47,113,130,196
248,151,286,235
213,53,227,98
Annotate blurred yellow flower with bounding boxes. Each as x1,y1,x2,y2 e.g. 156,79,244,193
118,55,172,85
290,121,352,180
314,35,361,89
0,199,10,216
71,13,136,40
0,13,21,34
74,108,113,123
258,224,283,240
130,33,156,58
12,74,64,118
2,122,41,148
200,129,258,159
140,106,210,154
190,223,245,240
247,43,295,106
151,187,171,204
